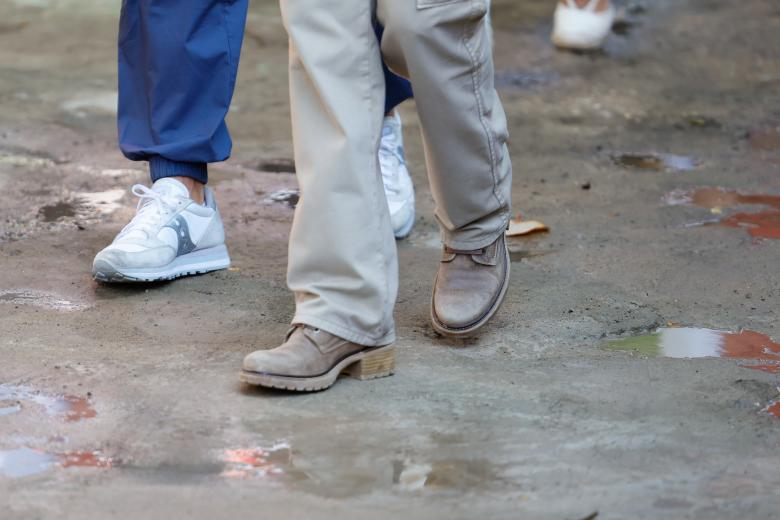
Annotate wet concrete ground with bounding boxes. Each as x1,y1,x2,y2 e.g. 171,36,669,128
1,0,779,518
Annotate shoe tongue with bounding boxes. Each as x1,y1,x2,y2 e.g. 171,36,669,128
151,178,190,199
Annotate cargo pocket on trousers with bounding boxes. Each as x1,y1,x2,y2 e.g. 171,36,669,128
417,0,468,9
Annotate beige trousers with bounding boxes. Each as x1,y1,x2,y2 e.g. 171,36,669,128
281,0,512,346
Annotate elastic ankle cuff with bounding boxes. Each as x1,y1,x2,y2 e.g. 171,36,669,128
149,157,208,184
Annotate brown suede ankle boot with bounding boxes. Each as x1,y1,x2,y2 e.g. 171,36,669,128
240,325,395,392
431,233,510,338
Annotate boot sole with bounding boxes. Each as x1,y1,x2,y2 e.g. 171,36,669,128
239,345,395,392
430,240,510,338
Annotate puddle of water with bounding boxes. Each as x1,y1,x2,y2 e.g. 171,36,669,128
682,115,721,129
0,448,113,478
0,448,56,478
611,19,638,36
0,385,96,422
664,187,780,240
38,200,82,221
75,189,126,216
393,459,504,491
604,327,780,373
60,91,118,117
0,152,55,169
39,190,125,221
0,289,87,311
764,399,780,419
507,244,552,262
59,450,113,469
265,189,300,209
612,153,697,172
0,402,23,416
257,158,296,174
219,443,293,480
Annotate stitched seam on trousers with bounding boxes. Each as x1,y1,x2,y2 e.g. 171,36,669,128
220,2,235,119
462,0,504,212
364,0,392,339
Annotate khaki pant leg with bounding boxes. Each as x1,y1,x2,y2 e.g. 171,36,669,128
377,0,512,250
280,0,397,346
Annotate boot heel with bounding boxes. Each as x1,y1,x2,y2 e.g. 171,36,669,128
349,347,395,380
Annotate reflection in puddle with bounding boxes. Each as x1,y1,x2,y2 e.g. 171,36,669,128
393,459,504,491
604,328,780,374
0,402,22,416
764,399,780,419
75,189,126,216
664,187,780,240
59,450,113,469
394,461,432,490
0,289,87,311
0,448,113,478
612,153,697,172
219,443,294,480
265,189,300,209
0,384,96,422
0,448,56,478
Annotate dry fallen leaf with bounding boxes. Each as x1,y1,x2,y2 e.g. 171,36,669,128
506,217,549,237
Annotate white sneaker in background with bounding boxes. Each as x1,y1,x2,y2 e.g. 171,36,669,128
552,0,615,50
92,178,230,282
379,112,416,239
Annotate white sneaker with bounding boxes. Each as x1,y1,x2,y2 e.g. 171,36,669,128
551,0,615,50
379,112,415,239
92,178,230,282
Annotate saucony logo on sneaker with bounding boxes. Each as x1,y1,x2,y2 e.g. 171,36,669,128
164,215,197,256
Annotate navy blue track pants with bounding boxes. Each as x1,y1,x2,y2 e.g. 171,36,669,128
117,0,413,184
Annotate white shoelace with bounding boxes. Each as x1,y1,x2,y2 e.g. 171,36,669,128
117,184,183,239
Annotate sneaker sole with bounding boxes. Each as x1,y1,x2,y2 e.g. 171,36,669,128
430,240,510,338
393,207,416,240
239,345,395,392
92,244,231,283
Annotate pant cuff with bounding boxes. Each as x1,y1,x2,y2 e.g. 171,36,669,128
149,157,208,184
292,314,396,347
443,215,510,251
